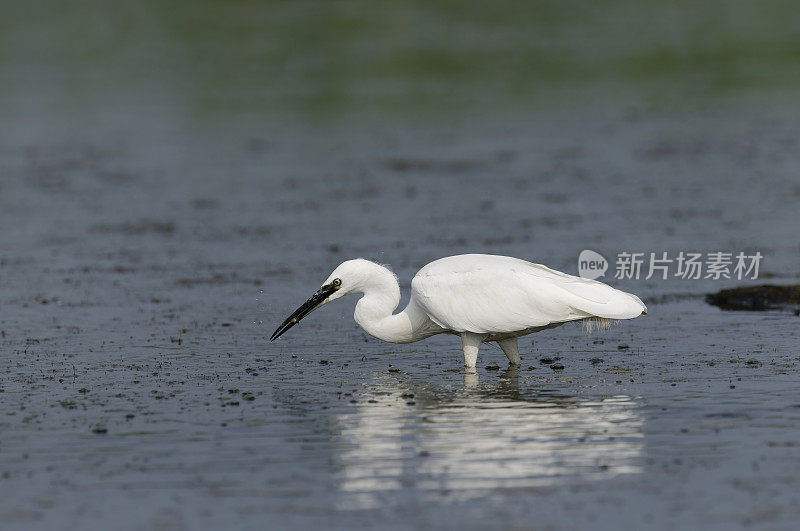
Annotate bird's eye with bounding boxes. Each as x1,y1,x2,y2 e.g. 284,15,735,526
332,278,342,288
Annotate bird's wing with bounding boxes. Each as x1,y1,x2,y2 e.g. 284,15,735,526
411,255,646,334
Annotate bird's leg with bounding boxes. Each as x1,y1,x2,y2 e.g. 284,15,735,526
498,338,521,366
460,332,487,369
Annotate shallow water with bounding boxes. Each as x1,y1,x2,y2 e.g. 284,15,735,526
2,2,800,530
2,115,799,529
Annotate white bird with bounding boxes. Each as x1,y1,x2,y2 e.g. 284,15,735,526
271,254,647,368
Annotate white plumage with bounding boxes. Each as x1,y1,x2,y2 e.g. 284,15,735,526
413,255,645,333
271,254,647,368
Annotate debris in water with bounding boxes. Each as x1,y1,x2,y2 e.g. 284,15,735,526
767,441,799,447
706,285,800,311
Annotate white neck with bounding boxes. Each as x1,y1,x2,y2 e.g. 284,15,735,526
350,263,433,343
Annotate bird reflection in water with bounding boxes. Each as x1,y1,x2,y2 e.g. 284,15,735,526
335,367,644,508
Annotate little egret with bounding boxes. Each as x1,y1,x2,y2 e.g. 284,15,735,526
271,254,647,368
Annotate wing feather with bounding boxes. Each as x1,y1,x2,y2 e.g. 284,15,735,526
411,255,646,334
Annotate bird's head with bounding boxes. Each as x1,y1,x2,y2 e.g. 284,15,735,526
269,259,378,341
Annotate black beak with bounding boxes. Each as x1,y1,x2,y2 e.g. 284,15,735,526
270,283,337,341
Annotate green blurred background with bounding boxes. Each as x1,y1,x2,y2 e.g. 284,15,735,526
1,0,798,135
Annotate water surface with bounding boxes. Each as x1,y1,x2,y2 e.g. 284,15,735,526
1,2,800,530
